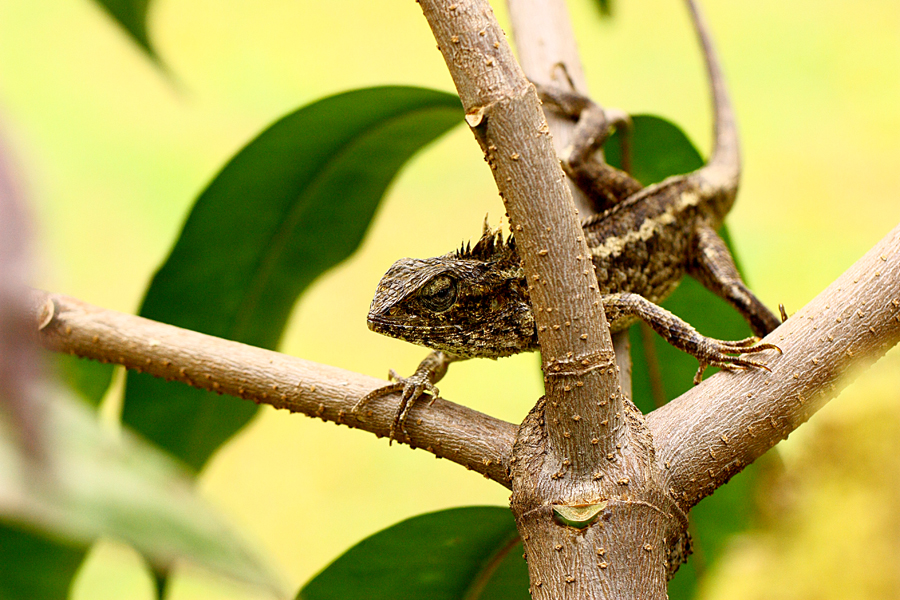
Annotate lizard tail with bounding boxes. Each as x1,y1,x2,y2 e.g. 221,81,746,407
685,0,740,189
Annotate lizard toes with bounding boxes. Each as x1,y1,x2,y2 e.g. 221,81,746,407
718,355,770,373
354,382,404,414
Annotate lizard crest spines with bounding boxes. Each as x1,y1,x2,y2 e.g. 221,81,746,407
456,224,517,262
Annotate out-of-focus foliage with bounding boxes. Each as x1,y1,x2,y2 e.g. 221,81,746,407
52,354,115,407
121,86,462,472
91,0,155,57
0,527,86,600
0,388,286,598
703,350,900,600
593,0,613,17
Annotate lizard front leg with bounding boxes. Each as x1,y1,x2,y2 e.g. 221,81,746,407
603,292,780,384
533,83,643,213
688,223,782,337
353,350,461,443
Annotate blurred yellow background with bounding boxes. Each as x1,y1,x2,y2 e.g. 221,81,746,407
0,0,898,598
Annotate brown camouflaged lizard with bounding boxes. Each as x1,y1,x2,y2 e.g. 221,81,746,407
357,0,782,440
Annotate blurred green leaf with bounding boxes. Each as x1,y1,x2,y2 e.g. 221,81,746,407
122,86,462,472
0,388,286,596
593,0,613,17
297,506,528,600
91,0,154,57
606,114,704,186
0,525,86,600
52,353,115,407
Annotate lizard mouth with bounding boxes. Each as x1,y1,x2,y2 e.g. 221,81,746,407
367,315,462,336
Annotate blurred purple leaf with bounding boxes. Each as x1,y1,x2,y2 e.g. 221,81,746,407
0,136,42,459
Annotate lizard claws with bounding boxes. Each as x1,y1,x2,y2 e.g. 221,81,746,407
692,337,780,384
353,377,437,445
389,370,441,444
352,352,453,444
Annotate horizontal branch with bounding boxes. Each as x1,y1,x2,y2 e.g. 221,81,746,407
650,222,900,508
31,291,516,487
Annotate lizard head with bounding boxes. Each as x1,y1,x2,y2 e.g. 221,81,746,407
367,226,537,358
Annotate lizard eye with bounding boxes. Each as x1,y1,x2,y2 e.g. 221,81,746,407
418,274,457,313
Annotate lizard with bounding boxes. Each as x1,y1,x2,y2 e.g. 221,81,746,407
357,0,782,441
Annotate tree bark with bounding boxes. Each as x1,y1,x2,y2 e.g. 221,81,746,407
506,0,634,399
652,222,900,510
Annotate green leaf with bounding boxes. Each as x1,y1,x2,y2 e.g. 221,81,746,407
51,353,115,407
91,0,154,57
297,507,528,600
122,86,463,471
0,525,85,600
593,0,613,17
0,388,285,595
606,114,704,186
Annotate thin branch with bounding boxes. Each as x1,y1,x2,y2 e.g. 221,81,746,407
30,291,516,486
507,0,591,215
650,222,900,508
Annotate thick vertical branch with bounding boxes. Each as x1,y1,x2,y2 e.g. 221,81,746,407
416,1,676,598
507,0,633,399
417,0,619,476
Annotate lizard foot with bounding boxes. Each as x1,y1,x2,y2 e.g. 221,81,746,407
352,351,454,444
531,81,641,212
691,336,782,385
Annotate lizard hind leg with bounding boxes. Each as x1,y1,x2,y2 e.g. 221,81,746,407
688,224,782,337
532,83,643,213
